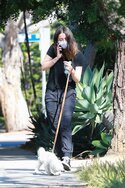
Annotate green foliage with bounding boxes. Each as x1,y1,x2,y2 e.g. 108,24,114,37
0,115,5,130
91,132,112,156
0,48,2,67
78,159,125,188
29,112,54,152
0,0,124,71
72,65,113,157
0,0,43,27
20,42,42,115
1,0,124,43
73,65,113,136
72,122,112,158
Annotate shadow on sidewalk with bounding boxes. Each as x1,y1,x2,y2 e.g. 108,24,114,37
0,146,36,160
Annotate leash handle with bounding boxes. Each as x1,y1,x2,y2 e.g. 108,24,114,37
52,73,70,153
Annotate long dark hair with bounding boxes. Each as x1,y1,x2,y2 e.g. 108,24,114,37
53,26,79,60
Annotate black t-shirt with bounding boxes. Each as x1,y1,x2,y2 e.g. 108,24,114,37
46,44,84,90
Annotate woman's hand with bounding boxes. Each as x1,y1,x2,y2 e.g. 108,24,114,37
64,61,82,83
42,45,62,71
63,61,73,74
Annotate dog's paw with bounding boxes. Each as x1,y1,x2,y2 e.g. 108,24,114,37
52,171,62,176
33,170,43,175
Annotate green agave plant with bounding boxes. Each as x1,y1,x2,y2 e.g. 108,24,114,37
28,113,54,152
72,64,113,138
91,131,112,156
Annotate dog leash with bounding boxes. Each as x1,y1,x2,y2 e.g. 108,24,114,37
52,73,70,153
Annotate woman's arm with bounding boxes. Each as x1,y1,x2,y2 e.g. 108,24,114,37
71,66,83,83
41,45,62,71
41,55,60,71
64,61,83,83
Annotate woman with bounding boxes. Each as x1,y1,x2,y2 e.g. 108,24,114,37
42,25,84,171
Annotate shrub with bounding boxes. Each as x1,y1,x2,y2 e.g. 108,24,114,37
78,159,125,188
72,65,113,157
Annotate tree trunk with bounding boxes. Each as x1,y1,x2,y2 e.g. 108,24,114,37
0,20,32,132
110,40,125,153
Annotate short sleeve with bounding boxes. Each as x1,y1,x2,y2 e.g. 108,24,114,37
74,51,84,67
47,44,56,58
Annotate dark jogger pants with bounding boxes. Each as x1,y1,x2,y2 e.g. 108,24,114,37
45,88,76,158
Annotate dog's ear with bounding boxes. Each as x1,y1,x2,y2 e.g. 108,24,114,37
38,147,46,154
39,147,44,151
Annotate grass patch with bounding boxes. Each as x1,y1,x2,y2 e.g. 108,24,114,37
0,115,5,130
78,159,125,188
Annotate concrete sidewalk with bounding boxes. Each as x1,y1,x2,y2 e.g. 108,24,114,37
0,131,88,188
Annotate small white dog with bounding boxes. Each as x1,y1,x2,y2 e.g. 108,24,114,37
34,147,64,176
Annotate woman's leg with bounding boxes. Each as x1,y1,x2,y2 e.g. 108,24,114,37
60,89,76,158
45,89,63,158
45,89,76,160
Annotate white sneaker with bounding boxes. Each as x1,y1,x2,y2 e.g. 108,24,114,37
62,157,71,171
